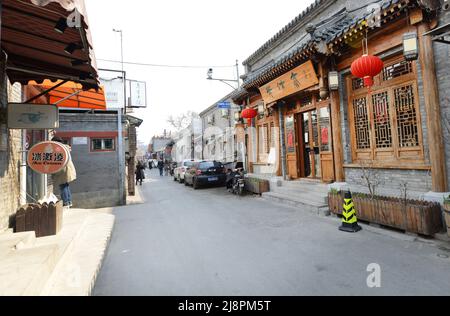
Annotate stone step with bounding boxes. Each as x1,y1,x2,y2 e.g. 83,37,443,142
0,244,59,296
0,231,37,253
280,180,329,192
262,191,330,216
270,186,329,204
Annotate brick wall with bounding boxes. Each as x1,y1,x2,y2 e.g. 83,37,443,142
0,60,23,231
344,167,432,199
56,112,121,208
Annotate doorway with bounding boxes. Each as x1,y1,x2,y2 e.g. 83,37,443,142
299,110,321,179
296,103,335,182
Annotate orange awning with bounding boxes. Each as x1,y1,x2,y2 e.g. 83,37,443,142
28,80,107,110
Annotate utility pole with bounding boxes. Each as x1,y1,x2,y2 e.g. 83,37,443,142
113,28,126,205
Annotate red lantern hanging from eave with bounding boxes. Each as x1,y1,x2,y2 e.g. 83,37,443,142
241,107,257,126
351,54,384,89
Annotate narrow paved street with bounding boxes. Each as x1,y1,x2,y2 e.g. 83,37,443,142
94,170,450,296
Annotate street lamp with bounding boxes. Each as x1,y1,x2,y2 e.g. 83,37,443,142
206,60,241,90
113,28,126,205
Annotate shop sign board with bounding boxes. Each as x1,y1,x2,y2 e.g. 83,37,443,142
27,141,70,174
129,80,147,108
7,103,59,129
100,78,125,109
259,60,319,104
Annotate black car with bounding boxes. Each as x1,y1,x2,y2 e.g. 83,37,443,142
184,161,227,189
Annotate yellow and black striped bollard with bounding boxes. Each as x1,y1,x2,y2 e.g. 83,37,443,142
339,191,362,233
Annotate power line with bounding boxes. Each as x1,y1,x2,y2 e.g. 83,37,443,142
97,59,235,69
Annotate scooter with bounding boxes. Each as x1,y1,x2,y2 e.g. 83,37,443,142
227,168,245,196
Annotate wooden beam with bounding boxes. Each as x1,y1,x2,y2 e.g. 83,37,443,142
418,22,448,192
331,89,345,182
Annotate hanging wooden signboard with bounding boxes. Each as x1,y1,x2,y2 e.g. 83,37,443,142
8,103,59,129
259,60,319,104
27,141,70,174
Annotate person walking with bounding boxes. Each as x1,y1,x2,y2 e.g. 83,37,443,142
135,161,146,186
157,159,164,177
164,159,170,176
52,137,77,208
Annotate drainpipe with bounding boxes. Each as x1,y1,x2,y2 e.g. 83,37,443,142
19,130,27,206
278,102,287,180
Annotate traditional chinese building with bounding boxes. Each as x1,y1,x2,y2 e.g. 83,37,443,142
233,0,449,203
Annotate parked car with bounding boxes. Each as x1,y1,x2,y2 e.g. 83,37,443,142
174,159,197,183
184,161,227,189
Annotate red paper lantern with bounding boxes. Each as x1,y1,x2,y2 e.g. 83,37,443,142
351,54,384,88
241,108,257,126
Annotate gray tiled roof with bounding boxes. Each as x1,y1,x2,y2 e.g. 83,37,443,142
241,0,406,90
242,0,329,66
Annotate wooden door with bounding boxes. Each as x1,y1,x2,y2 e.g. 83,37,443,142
318,105,335,182
285,114,299,179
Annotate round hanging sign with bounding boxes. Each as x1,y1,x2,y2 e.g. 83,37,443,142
27,141,70,174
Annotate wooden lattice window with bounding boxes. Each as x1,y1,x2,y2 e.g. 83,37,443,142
395,84,419,148
258,124,270,158
382,60,413,82
372,91,392,149
352,97,371,150
347,56,423,164
352,78,364,91
299,94,313,107
270,122,276,149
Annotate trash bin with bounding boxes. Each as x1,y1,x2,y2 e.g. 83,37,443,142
15,201,63,238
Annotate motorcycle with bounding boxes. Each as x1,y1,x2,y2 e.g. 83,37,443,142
226,168,245,196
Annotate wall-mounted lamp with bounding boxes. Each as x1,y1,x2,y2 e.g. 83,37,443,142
328,71,339,91
234,111,241,122
207,68,213,80
64,42,81,55
71,59,89,67
54,17,68,34
403,32,419,61
257,103,265,115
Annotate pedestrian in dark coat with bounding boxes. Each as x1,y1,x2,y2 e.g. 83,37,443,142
135,161,146,185
157,159,164,176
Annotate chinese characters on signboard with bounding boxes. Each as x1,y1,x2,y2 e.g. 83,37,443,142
27,141,69,174
259,60,319,104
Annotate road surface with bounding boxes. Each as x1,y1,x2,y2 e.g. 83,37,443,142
94,169,450,296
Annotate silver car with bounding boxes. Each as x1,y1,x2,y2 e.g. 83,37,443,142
173,159,197,183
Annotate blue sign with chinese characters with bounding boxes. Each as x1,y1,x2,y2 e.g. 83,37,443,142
217,101,231,109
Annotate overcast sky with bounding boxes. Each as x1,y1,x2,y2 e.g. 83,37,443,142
85,0,315,143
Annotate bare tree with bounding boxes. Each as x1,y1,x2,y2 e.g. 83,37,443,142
359,160,382,199
167,111,199,133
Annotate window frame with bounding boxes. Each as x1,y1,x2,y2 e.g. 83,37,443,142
346,56,424,165
90,137,116,153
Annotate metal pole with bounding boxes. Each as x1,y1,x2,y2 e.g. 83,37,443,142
115,29,126,205
236,59,240,89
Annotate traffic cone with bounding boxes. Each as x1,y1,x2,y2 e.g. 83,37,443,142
339,191,362,233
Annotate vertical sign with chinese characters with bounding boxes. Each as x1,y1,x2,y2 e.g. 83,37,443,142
27,141,69,174
259,60,319,104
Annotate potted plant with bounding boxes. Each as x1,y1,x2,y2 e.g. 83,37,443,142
444,195,450,237
244,176,270,195
328,191,443,236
